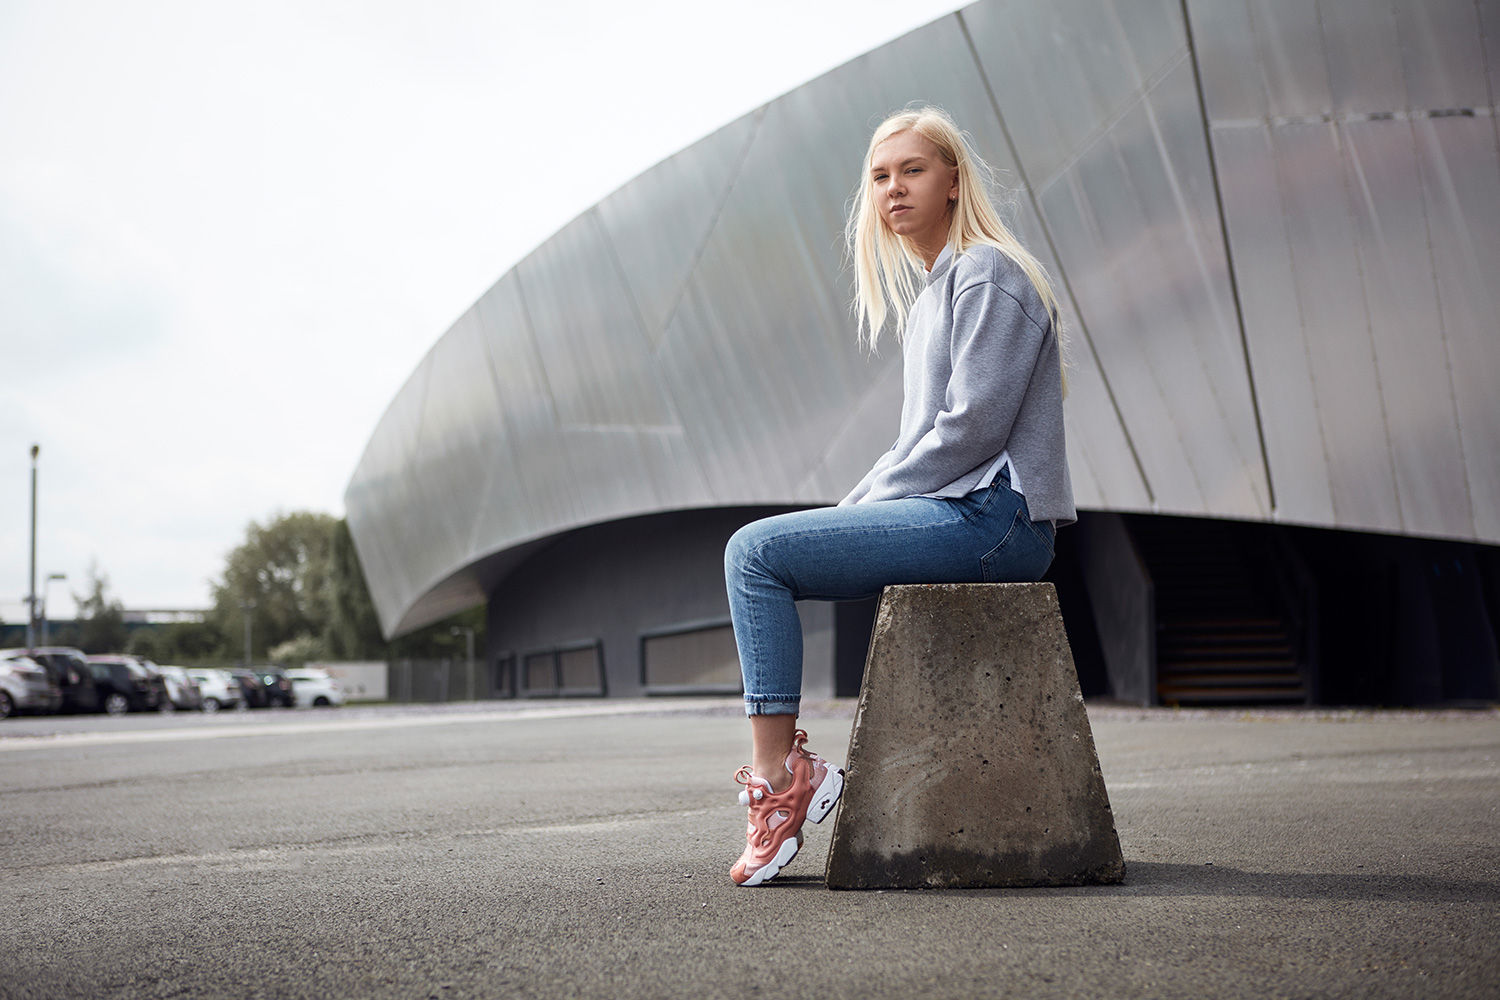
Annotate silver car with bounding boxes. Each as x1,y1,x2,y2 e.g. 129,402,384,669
155,664,204,711
186,668,241,712
0,653,60,719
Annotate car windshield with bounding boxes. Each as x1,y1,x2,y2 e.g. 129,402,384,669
124,661,152,680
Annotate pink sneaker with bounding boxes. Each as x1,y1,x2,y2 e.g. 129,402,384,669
730,730,845,886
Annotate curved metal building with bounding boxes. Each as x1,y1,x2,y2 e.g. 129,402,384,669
347,0,1500,706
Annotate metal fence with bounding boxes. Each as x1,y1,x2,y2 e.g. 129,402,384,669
386,659,499,703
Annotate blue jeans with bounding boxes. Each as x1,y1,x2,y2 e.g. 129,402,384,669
724,471,1056,716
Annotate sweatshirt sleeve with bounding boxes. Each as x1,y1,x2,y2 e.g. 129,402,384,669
838,447,897,505
858,278,1049,502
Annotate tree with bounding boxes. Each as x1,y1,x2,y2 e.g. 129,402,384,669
74,563,128,654
324,518,386,659
269,634,325,667
209,511,485,666
210,512,337,663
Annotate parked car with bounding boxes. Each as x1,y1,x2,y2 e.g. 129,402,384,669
186,668,241,712
24,647,99,713
0,653,60,719
286,668,344,708
86,655,166,715
156,665,204,711
226,668,270,708
252,667,296,708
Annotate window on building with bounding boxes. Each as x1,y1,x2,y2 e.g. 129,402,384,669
491,654,516,699
523,651,556,697
520,642,605,697
557,644,605,696
641,621,742,694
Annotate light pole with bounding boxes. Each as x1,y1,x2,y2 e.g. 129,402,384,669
40,573,66,647
451,626,475,700
25,444,38,649
241,600,257,667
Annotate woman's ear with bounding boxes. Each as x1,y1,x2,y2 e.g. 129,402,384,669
948,169,959,202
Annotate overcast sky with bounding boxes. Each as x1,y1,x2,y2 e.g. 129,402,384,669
1,0,967,622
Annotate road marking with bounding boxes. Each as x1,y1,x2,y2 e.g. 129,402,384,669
0,698,743,752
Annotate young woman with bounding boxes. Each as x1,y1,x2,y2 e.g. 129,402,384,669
723,106,1075,886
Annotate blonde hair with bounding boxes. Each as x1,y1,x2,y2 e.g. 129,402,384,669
847,106,1066,389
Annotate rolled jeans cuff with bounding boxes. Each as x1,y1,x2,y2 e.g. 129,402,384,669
744,695,800,717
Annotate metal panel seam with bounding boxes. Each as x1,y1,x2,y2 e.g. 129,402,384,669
1179,0,1278,513
956,7,1156,506
1263,121,1341,522
651,107,766,348
587,207,688,433
1408,117,1479,535
1331,119,1409,530
509,267,565,428
1032,48,1191,195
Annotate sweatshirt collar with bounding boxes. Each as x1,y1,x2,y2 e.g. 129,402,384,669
925,243,954,285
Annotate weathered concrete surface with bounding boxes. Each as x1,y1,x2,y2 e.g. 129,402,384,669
1,701,1498,999
825,583,1125,889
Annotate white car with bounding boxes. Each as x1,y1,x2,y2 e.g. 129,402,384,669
286,668,344,708
186,668,242,712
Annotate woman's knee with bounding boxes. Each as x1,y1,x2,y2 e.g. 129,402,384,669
726,520,770,580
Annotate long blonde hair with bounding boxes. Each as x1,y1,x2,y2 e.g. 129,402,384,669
847,106,1066,387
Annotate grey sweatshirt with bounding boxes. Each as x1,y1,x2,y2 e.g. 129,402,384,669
839,243,1076,526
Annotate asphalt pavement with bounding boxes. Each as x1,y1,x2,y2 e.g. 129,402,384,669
1,699,1497,999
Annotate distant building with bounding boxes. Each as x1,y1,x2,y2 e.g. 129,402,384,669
347,0,1500,707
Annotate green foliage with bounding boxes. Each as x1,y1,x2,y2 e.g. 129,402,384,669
324,518,386,659
269,633,325,667
391,603,485,661
210,511,337,663
159,619,226,662
202,510,484,667
74,563,128,654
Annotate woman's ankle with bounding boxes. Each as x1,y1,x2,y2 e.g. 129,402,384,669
753,761,794,793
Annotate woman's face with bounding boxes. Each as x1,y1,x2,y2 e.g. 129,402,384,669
869,128,958,263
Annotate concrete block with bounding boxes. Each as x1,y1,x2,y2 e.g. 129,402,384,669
825,583,1125,889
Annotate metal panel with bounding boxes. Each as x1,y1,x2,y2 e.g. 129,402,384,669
1483,0,1500,106
1249,0,1332,119
1342,118,1474,537
594,114,759,344
1275,122,1402,532
346,354,433,627
1318,0,1405,114
514,211,676,430
1034,92,1267,516
468,272,558,547
405,305,498,575
1184,0,1268,121
1417,115,1500,540
1396,0,1490,110
962,0,1185,190
1211,123,1334,524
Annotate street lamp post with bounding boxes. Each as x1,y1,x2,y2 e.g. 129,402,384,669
25,445,38,649
451,626,475,700
241,600,257,667
40,573,66,647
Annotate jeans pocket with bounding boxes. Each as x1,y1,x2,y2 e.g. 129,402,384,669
980,508,1053,582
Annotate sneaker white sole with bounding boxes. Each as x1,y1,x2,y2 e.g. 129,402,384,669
806,765,845,825
739,832,801,887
